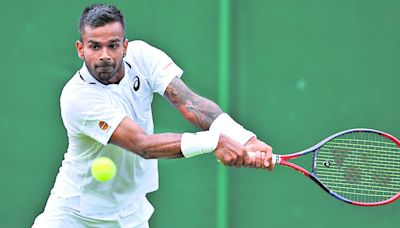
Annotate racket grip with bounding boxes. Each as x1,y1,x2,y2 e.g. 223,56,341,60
272,154,280,165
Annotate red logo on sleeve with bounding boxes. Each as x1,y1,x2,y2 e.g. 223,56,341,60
163,62,174,70
99,121,109,131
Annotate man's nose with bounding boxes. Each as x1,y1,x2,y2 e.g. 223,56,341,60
99,48,111,61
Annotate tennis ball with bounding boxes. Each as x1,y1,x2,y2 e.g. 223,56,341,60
91,157,116,182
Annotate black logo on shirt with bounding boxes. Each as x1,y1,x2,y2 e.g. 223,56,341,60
133,76,140,91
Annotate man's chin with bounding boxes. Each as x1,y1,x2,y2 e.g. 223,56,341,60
97,72,112,81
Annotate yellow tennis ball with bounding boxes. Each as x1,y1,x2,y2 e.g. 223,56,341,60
91,157,116,182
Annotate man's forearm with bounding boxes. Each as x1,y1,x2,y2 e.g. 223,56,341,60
135,133,183,159
110,117,184,159
164,77,223,129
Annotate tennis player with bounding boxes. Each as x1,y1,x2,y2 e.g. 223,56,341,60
32,4,273,228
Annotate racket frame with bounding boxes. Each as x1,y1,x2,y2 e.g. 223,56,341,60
274,128,400,206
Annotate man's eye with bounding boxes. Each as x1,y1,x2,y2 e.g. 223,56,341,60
109,44,119,49
91,45,100,50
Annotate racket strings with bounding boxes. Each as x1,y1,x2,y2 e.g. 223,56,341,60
321,144,400,167
315,132,400,203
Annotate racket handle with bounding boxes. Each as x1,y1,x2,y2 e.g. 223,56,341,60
272,154,280,165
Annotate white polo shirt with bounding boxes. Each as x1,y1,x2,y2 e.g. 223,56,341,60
50,40,183,217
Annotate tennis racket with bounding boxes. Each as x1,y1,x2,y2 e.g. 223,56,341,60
255,128,400,206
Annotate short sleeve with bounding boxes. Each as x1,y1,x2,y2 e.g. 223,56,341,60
126,41,184,95
61,89,127,145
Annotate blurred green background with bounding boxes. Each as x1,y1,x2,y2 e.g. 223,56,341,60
1,0,399,227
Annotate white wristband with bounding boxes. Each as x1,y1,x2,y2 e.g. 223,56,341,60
209,113,255,145
181,131,220,158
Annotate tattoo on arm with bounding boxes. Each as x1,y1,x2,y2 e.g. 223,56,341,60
164,77,223,129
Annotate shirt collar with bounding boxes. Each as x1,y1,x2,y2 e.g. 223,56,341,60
79,63,101,85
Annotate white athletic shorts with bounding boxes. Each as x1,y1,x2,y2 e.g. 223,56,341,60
32,196,154,228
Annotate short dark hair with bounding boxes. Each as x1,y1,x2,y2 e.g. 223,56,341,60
78,4,125,39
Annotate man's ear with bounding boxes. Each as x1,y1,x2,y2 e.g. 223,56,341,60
123,38,129,57
76,40,84,59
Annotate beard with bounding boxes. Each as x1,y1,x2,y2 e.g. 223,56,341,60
86,58,123,82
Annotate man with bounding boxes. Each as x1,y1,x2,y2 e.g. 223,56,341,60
33,4,273,228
